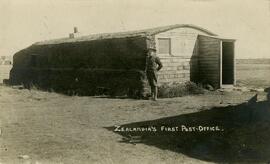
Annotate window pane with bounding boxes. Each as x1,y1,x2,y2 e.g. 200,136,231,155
158,38,170,54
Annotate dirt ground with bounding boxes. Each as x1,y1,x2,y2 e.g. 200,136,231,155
0,84,269,164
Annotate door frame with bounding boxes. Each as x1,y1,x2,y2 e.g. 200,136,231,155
220,39,236,88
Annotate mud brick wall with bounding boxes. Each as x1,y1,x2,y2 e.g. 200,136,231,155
11,68,146,96
13,37,147,70
158,57,192,83
10,36,149,97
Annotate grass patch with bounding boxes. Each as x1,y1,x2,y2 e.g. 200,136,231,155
158,81,205,98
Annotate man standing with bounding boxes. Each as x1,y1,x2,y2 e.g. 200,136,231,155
146,48,163,101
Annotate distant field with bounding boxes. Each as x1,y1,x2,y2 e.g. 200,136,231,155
236,59,270,88
236,58,270,64
0,65,12,83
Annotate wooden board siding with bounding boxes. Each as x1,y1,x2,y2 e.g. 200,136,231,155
198,35,221,88
154,28,212,84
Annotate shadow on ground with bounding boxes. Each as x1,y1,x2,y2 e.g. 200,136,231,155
105,97,270,163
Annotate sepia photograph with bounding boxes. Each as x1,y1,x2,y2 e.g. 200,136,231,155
0,0,270,163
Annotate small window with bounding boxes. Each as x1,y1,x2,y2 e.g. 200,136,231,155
158,38,171,54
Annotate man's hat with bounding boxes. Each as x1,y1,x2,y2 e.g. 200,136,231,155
147,47,157,52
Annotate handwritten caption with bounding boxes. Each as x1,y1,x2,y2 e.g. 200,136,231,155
114,125,224,132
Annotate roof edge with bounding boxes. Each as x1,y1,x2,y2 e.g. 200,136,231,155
34,24,218,46
150,24,218,36
198,34,236,41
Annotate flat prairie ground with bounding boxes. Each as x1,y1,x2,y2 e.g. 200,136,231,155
0,60,269,164
236,62,270,88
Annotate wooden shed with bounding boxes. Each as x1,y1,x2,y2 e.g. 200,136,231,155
10,24,235,96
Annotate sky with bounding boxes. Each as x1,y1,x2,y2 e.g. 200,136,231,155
0,0,270,59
